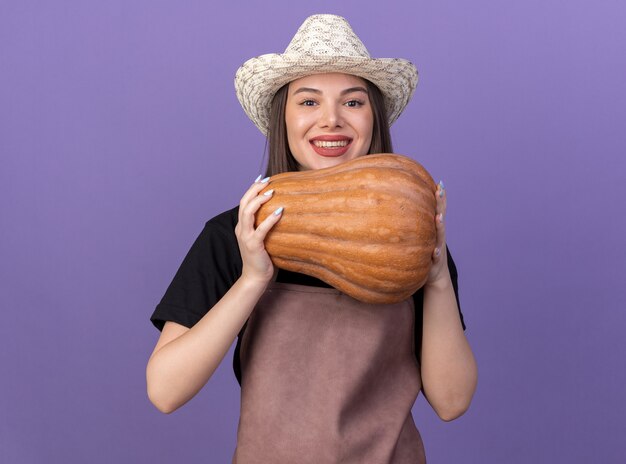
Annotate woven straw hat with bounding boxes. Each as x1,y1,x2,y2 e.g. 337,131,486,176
235,14,418,136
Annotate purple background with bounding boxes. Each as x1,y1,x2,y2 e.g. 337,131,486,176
2,1,625,462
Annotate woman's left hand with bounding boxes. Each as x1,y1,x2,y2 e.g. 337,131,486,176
426,181,449,285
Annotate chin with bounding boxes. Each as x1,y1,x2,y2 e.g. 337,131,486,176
312,157,349,170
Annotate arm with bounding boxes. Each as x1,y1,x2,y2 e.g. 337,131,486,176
419,182,478,421
146,178,282,414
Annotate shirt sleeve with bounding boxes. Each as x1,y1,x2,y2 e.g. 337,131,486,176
150,208,242,331
446,245,465,330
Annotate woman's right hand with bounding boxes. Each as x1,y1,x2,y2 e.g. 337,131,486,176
235,176,283,285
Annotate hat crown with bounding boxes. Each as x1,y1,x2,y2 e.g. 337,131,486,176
284,14,371,59
235,14,418,136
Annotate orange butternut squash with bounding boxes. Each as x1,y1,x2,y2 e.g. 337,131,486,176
255,153,437,304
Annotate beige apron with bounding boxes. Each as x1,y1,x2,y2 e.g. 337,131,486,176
233,282,426,463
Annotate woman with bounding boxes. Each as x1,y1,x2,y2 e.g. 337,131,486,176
147,14,477,462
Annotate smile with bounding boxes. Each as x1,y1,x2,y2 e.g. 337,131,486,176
312,140,349,148
309,137,353,157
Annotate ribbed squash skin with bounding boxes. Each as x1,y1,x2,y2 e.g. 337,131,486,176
255,154,437,304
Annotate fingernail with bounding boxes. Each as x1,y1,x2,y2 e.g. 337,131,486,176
273,207,284,216
439,213,444,223
254,174,262,183
435,247,441,257
260,177,271,184
263,189,274,196
439,180,445,189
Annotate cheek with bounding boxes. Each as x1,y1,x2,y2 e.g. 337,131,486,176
285,116,309,162
358,115,374,148
288,112,312,134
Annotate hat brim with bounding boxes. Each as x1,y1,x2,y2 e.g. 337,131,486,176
235,53,418,136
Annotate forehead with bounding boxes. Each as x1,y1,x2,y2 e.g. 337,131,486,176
288,73,368,92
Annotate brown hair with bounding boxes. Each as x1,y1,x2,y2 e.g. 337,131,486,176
264,79,393,177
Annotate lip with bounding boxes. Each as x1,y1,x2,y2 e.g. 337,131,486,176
309,135,353,157
309,135,352,142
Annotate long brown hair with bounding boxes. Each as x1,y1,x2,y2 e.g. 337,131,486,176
264,78,393,177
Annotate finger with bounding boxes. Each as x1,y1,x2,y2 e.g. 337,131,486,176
436,180,446,216
240,176,271,211
434,243,448,263
433,181,447,263
433,209,446,262
238,176,271,223
436,212,446,245
240,188,275,232
253,206,284,240
441,181,448,216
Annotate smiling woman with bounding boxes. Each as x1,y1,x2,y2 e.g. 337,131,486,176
284,73,374,170
266,73,393,175
147,13,477,463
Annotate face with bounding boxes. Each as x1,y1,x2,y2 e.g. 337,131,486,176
285,73,374,171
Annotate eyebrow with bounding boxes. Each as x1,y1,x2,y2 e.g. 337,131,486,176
292,86,369,96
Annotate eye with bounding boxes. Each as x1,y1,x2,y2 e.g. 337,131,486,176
300,99,317,107
345,99,364,108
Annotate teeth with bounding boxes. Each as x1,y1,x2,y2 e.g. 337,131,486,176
313,140,349,148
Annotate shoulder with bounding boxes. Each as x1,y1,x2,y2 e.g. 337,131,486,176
178,205,242,271
203,205,239,236
193,206,240,249
150,206,243,331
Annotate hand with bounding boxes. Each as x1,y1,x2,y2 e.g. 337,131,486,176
234,176,283,285
426,180,449,286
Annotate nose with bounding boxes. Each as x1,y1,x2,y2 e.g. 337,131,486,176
318,104,342,129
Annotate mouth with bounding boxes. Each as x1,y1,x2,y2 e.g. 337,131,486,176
309,136,353,157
